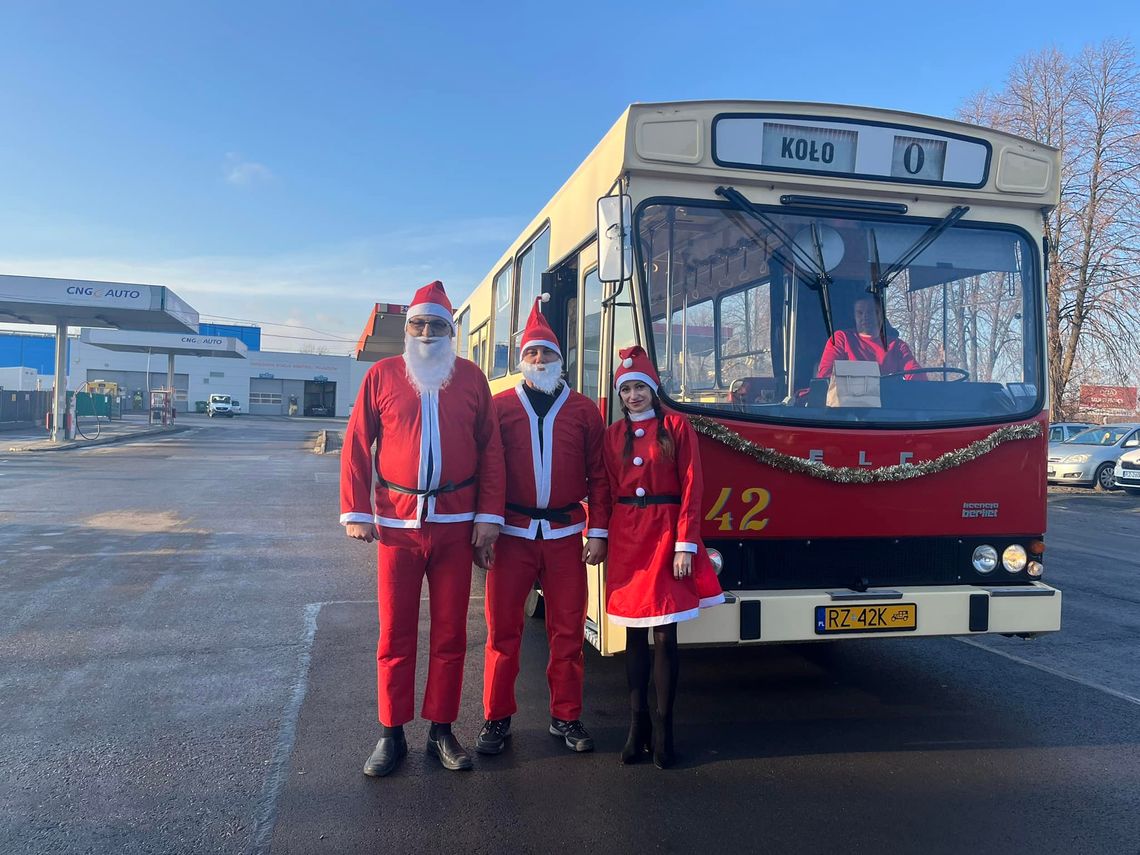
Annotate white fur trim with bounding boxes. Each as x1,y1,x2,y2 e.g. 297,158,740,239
340,512,375,525
542,520,585,540
519,338,561,357
610,607,701,627
615,371,657,392
377,515,421,529
629,410,656,422
427,511,476,523
699,593,727,608
586,529,608,539
474,514,505,526
674,541,698,554
406,302,456,331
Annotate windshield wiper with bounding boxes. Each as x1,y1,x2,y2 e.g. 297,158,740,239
870,205,970,295
716,185,835,336
864,206,968,348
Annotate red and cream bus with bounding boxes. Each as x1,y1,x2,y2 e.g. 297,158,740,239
454,100,1061,654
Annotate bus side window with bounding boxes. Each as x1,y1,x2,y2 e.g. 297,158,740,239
581,268,603,404
470,323,489,377
491,264,512,379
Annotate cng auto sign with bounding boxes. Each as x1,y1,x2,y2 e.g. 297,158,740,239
1079,384,1138,411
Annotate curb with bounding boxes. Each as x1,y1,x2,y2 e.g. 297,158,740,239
312,430,343,455
6,425,189,453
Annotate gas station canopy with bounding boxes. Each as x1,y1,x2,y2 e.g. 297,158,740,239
80,328,249,359
0,274,199,332
354,302,408,362
0,273,202,442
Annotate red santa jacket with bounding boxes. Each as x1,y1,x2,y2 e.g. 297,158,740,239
603,411,703,553
340,356,505,529
816,330,926,380
494,383,611,541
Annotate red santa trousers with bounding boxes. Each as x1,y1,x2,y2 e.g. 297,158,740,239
483,533,587,721
375,521,473,726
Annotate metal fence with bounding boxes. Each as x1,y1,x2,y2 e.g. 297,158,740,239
0,389,52,432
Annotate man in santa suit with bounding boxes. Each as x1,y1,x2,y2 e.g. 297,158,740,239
476,296,611,756
341,280,506,777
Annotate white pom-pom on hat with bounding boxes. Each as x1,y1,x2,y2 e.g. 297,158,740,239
622,357,633,368
539,292,551,303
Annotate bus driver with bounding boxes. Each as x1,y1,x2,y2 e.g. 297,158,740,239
816,294,925,381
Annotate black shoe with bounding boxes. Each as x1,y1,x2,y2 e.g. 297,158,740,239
620,710,652,765
363,729,407,777
475,717,511,755
427,730,474,771
549,717,595,753
652,712,675,769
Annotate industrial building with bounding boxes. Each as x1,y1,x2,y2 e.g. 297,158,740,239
0,323,366,417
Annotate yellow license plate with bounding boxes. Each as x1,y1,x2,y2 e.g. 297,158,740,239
815,603,917,634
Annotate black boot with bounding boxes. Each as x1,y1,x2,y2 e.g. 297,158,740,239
363,726,407,777
620,709,652,764
427,722,473,771
652,710,675,769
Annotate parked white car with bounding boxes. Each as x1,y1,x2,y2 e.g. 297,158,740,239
207,394,234,418
1114,447,1140,494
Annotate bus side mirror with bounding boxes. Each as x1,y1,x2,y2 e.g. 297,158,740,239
597,194,632,283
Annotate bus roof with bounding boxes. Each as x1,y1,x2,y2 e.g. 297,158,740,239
456,100,1060,313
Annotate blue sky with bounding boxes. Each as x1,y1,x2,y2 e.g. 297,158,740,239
1,0,1136,351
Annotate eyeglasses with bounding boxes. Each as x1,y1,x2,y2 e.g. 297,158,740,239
406,319,451,335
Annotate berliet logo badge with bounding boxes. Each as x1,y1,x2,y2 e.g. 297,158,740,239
962,502,999,519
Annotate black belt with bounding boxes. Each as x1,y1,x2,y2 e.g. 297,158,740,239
618,494,681,509
506,501,581,524
380,475,475,498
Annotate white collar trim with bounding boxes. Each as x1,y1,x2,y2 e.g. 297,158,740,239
629,410,657,422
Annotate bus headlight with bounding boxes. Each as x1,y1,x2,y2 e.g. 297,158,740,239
1027,561,1044,578
707,548,724,576
1002,544,1028,573
972,545,998,573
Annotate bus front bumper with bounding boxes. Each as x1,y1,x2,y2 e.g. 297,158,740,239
676,583,1062,645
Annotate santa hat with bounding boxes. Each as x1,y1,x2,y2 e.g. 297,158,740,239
406,280,456,332
613,345,659,392
519,294,561,358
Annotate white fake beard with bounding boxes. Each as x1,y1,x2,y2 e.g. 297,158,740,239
520,358,563,394
403,334,456,395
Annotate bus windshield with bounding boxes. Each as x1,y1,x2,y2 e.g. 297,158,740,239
636,201,1042,426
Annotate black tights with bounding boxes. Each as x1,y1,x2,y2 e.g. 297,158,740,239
624,624,679,718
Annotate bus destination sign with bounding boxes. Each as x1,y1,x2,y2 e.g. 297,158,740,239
714,115,989,187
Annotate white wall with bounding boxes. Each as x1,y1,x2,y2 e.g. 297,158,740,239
0,366,40,391
71,337,366,417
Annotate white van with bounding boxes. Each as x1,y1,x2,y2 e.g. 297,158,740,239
207,394,234,418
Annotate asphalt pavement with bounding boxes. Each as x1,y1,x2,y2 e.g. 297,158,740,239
0,417,1137,855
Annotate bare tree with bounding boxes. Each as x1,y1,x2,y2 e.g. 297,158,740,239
961,39,1140,418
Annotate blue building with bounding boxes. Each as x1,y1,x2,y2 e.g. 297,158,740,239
0,333,69,374
197,323,260,352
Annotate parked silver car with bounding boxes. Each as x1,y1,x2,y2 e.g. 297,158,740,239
1047,424,1140,491
1048,422,1091,442
1114,446,1140,494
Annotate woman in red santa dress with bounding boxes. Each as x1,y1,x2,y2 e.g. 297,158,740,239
603,346,724,769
